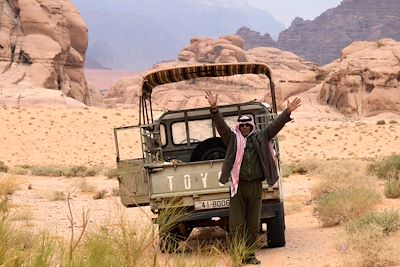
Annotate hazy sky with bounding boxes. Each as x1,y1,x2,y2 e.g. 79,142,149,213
247,0,343,27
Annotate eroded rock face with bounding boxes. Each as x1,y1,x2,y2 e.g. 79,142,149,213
178,35,247,63
107,35,319,111
319,39,400,116
0,0,90,106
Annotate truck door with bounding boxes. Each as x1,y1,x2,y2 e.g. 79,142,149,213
114,126,150,206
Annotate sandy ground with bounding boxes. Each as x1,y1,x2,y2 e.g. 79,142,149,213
1,104,400,266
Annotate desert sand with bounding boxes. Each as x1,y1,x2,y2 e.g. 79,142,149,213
1,101,400,267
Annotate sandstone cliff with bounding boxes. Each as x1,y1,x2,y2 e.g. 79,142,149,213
0,0,91,107
319,39,400,117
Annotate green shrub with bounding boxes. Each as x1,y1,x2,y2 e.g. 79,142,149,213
30,166,64,177
8,165,29,175
376,120,386,125
384,179,400,198
83,167,100,177
282,159,319,177
63,165,87,177
0,161,8,173
343,223,395,267
311,159,373,200
63,165,99,177
343,210,400,267
314,187,381,226
104,168,119,179
0,176,19,196
368,155,400,181
92,189,107,200
50,191,66,201
78,180,96,193
345,209,400,235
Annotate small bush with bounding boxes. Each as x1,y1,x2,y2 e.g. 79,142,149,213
282,159,319,176
311,159,373,200
78,180,96,193
31,166,64,177
83,167,100,177
345,209,400,235
384,179,400,198
0,175,20,195
343,223,395,267
50,191,66,201
92,189,107,200
376,120,386,125
343,210,400,267
104,168,119,179
368,155,400,181
0,161,8,173
63,165,87,177
389,120,398,124
8,165,30,175
314,187,381,226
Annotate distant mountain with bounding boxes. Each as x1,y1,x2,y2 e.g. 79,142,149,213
276,0,400,65
71,0,284,71
236,0,400,65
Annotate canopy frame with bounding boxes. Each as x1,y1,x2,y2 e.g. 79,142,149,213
139,62,277,125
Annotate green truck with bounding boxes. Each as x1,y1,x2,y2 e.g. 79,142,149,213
114,62,285,250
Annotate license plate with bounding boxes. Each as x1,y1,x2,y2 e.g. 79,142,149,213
194,199,230,210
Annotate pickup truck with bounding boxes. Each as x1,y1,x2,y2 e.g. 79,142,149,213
113,62,285,251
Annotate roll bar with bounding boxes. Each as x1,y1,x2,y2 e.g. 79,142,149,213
139,62,276,125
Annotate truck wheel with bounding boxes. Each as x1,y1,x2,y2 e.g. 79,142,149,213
159,223,192,253
159,227,181,253
190,137,226,162
266,207,286,248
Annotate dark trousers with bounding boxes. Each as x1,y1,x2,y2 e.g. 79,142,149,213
229,180,262,250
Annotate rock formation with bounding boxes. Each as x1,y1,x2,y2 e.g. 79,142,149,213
0,0,91,107
236,27,276,50
106,35,319,111
319,38,400,116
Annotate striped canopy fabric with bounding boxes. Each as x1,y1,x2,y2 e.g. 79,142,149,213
141,62,273,99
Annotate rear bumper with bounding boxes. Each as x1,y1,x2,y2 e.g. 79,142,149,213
182,201,283,222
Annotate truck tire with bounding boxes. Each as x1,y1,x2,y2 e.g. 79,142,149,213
266,207,286,248
190,137,226,162
159,223,192,253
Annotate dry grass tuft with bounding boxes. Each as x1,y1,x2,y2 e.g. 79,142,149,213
342,209,400,267
0,161,8,173
314,187,381,227
0,175,20,195
311,159,374,200
312,159,382,226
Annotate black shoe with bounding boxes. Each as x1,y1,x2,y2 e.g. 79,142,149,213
242,257,261,265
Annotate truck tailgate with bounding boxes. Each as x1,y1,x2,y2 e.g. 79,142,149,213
149,160,228,198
